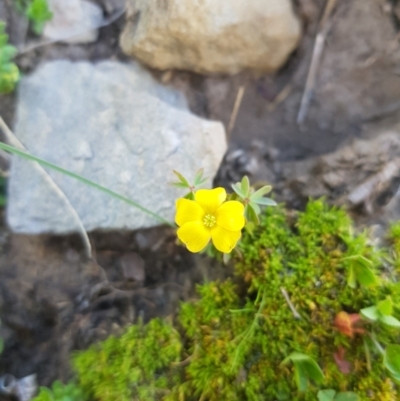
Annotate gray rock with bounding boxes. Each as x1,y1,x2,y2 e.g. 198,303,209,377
7,60,226,234
120,0,301,75
43,0,103,44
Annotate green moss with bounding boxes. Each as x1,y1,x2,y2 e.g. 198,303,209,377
32,381,85,401
71,200,400,401
73,318,182,401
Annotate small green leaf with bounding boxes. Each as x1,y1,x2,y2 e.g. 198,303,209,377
390,372,400,383
171,182,190,188
282,352,309,364
301,359,324,383
317,389,336,401
282,352,324,392
347,266,357,289
360,305,379,321
232,183,246,198
293,362,308,392
0,45,17,60
384,344,400,376
354,262,378,287
26,0,53,35
194,168,208,186
380,315,400,328
173,170,190,187
251,197,277,206
377,297,393,316
240,176,250,197
251,185,272,199
334,392,359,401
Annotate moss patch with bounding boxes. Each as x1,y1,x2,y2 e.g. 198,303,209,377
48,200,400,401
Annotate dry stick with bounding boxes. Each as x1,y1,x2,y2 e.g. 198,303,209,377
280,287,301,319
0,116,92,259
227,85,245,138
267,83,292,113
297,0,339,125
347,159,400,205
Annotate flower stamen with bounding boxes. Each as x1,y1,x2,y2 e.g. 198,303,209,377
203,214,216,228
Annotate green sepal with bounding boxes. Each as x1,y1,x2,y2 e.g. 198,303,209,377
183,192,195,200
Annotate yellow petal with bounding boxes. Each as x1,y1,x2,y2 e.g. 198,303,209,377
177,222,211,253
211,226,241,253
175,198,205,227
195,187,226,214
215,201,245,231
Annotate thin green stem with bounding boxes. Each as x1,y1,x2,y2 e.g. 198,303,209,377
363,337,372,372
0,142,175,227
230,289,267,371
368,332,385,356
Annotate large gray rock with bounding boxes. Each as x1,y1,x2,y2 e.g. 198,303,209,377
8,60,226,234
120,0,301,75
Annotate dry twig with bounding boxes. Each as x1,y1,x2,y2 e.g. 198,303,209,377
0,116,92,259
280,287,302,319
228,85,246,138
297,0,339,124
347,159,400,205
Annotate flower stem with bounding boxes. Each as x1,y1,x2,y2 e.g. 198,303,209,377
0,141,175,228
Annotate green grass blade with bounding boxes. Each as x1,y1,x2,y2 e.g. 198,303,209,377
0,142,175,227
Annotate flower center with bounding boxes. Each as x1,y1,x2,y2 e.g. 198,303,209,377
203,214,216,228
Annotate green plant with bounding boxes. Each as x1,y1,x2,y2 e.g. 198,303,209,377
32,380,85,401
71,200,400,401
14,0,52,34
73,319,182,401
0,21,19,94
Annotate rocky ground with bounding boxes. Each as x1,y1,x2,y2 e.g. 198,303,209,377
0,0,400,394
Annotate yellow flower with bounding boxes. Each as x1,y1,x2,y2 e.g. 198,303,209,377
175,187,245,253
